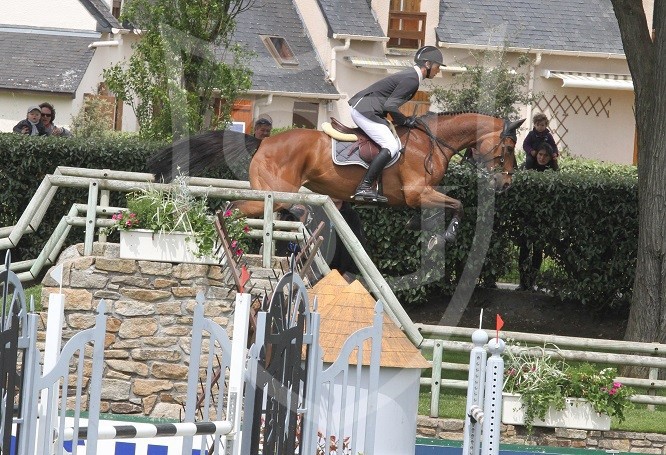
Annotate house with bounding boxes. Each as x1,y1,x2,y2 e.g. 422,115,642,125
234,0,648,164
0,0,138,133
1,0,654,165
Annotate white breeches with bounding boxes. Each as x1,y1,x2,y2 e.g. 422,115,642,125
350,108,402,157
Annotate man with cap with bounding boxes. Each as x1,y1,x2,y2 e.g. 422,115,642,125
253,114,273,139
13,106,47,136
348,45,444,203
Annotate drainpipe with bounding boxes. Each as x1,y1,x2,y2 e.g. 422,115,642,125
329,36,351,85
254,94,273,125
526,52,542,128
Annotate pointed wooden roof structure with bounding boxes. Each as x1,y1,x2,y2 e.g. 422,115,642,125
309,271,429,369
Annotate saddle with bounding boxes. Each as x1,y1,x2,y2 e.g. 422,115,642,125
323,118,382,163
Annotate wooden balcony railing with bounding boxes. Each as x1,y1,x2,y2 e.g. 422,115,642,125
387,10,427,49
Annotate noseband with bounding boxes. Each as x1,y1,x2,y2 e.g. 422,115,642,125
463,135,516,177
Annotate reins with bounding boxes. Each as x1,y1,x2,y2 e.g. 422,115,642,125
407,116,515,178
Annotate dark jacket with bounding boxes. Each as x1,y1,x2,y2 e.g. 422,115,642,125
348,67,421,126
13,119,46,136
523,128,558,156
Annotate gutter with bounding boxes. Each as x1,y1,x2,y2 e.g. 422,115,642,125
247,90,342,100
436,41,625,60
88,40,120,48
330,33,390,84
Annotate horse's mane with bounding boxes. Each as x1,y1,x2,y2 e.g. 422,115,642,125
147,130,260,182
419,110,503,120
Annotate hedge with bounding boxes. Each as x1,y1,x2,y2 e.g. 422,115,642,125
0,134,638,311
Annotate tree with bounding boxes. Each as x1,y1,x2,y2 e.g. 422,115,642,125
104,0,254,140
431,49,538,119
610,1,666,345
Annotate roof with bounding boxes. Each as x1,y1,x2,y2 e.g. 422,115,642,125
436,0,624,55
316,0,385,38
309,271,430,369
225,0,339,98
79,0,122,32
0,26,98,95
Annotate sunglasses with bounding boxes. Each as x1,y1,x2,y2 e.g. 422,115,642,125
41,112,52,117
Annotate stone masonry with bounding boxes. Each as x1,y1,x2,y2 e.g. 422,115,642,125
38,242,279,420
417,416,666,454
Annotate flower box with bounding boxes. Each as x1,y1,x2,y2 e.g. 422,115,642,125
502,393,611,431
119,229,221,265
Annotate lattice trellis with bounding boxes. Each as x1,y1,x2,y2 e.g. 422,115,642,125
534,95,612,150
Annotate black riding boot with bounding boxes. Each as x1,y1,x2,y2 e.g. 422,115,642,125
354,148,392,203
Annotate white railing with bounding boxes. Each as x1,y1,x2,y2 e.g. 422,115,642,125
418,324,666,417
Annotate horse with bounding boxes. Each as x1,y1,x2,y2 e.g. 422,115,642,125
148,111,525,249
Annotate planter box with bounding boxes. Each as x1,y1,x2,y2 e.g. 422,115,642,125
119,229,221,265
502,393,611,431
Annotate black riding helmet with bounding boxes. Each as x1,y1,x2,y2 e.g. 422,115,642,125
414,45,445,67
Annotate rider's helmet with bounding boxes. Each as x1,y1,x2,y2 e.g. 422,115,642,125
414,45,445,67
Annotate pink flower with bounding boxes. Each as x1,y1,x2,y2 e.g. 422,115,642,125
609,388,618,395
235,248,243,256
243,225,250,233
224,209,232,218
613,382,622,388
231,240,238,248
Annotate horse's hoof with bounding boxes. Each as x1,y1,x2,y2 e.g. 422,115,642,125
427,234,444,251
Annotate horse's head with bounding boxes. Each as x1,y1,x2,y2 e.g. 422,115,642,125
467,118,525,193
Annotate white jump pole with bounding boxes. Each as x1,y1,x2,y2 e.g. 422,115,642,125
36,264,65,455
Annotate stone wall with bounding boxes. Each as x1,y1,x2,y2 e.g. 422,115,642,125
417,416,666,453
38,243,278,419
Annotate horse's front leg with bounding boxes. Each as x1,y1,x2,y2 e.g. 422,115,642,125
404,188,463,251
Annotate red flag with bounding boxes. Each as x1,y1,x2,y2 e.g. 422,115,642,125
496,314,504,342
239,265,251,293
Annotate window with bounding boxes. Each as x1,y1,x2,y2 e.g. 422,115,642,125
262,36,299,66
292,102,318,129
112,0,122,19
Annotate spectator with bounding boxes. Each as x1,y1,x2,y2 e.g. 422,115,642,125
39,102,72,137
517,142,559,291
522,112,558,169
253,114,273,139
13,106,46,136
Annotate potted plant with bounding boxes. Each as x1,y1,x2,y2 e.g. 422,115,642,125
103,176,250,264
502,341,633,432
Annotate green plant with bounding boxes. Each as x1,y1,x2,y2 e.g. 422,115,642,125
503,341,633,432
69,96,116,138
102,175,249,258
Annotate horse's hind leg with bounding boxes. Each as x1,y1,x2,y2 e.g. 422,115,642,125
404,187,463,250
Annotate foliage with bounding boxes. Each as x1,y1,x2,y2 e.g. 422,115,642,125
0,133,163,263
431,49,539,119
102,175,249,258
104,0,254,140
503,341,634,432
69,96,116,138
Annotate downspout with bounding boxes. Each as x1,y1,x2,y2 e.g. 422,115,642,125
526,52,542,129
254,94,273,124
329,37,351,85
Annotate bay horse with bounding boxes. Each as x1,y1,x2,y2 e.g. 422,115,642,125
148,112,525,249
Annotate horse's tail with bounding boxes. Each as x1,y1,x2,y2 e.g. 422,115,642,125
147,130,261,182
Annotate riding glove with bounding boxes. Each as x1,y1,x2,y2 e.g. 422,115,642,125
402,117,418,128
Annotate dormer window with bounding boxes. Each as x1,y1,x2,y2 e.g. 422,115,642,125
262,35,299,66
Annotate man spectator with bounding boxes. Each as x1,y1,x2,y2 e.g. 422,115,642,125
253,114,273,139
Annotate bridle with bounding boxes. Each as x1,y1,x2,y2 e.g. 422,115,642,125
408,117,517,177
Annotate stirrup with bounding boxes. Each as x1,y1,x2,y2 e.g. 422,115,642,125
353,188,388,204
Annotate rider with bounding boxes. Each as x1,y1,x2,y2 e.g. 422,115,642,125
348,45,445,202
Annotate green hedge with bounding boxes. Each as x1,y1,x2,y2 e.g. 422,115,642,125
0,134,637,311
358,159,637,312
0,133,163,262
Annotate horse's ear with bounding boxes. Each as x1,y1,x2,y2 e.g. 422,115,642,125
508,118,526,132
